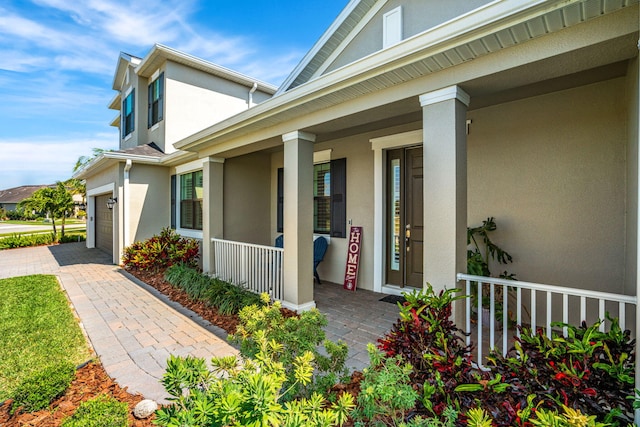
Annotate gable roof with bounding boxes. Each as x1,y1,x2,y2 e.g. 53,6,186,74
111,44,278,95
0,185,54,204
136,44,277,93
276,0,378,95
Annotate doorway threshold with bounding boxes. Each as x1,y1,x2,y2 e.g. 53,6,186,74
381,284,421,297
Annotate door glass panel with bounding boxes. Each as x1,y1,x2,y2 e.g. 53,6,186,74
390,159,401,271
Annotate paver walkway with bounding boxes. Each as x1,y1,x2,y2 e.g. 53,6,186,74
0,242,403,401
0,243,237,403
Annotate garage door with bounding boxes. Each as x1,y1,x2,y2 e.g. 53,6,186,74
95,195,113,254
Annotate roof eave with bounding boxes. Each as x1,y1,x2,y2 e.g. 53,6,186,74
177,0,632,153
135,44,278,93
275,0,364,95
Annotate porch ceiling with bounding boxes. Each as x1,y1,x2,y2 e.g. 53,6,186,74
304,35,637,138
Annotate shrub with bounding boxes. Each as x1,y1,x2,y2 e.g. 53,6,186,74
230,294,350,400
352,344,420,427
376,285,630,425
122,227,199,271
164,263,262,315
59,234,86,244
155,333,355,427
377,285,475,418
480,316,635,425
0,233,54,249
10,361,75,414
61,394,128,427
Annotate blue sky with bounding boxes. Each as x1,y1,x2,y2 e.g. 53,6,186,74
0,0,348,189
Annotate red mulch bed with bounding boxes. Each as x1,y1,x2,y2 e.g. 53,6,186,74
0,362,154,427
128,268,241,333
0,266,361,426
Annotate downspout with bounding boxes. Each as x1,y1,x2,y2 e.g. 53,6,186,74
123,159,132,249
248,82,258,108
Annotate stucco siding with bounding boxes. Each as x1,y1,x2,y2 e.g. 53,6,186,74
224,152,272,245
326,0,491,74
129,164,171,243
467,77,627,292
164,62,269,153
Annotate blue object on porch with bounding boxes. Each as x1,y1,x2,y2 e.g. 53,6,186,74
274,235,328,284
313,236,328,284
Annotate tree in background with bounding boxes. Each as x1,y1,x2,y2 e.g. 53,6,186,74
18,182,74,241
73,148,109,173
64,178,86,218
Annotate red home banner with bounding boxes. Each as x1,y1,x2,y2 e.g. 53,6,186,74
343,226,363,291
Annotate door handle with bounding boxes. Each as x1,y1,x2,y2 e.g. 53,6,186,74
405,224,411,251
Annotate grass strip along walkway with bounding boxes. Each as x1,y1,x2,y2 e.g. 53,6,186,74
0,274,91,401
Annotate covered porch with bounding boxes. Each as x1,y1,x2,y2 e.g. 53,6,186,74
175,0,640,397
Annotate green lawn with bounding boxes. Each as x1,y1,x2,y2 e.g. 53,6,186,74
0,275,91,400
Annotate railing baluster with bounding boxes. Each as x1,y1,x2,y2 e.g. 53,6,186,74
503,284,508,356
599,299,605,332
516,287,522,338
580,296,586,324
562,293,568,337
531,289,536,336
620,302,626,331
490,282,495,351
546,292,552,339
477,280,483,365
466,280,471,348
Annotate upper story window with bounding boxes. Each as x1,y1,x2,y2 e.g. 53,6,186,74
180,170,203,230
122,90,135,138
148,73,164,128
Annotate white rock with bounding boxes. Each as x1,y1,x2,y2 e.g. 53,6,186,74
133,399,158,419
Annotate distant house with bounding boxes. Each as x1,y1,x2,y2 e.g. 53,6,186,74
0,185,53,212
76,0,639,315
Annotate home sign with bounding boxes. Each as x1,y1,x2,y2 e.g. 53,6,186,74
343,226,363,291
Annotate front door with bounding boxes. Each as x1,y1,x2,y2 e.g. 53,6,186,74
386,147,423,288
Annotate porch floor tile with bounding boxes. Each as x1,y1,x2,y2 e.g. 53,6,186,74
314,282,400,372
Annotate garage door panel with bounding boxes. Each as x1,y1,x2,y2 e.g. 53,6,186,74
95,195,113,254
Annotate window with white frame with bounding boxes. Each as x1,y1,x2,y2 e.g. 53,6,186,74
122,90,135,137
148,73,164,128
179,170,203,230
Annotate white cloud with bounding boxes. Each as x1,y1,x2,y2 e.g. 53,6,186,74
0,134,119,188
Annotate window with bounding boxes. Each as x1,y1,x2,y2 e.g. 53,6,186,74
314,163,331,233
277,158,346,237
148,73,164,128
180,170,203,230
122,89,135,137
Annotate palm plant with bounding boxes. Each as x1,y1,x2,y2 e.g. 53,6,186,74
18,182,74,241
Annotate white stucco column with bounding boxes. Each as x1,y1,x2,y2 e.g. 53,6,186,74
202,157,224,273
282,131,316,311
420,86,469,293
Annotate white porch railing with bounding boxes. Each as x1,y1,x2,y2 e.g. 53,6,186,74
211,238,284,301
456,273,637,361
